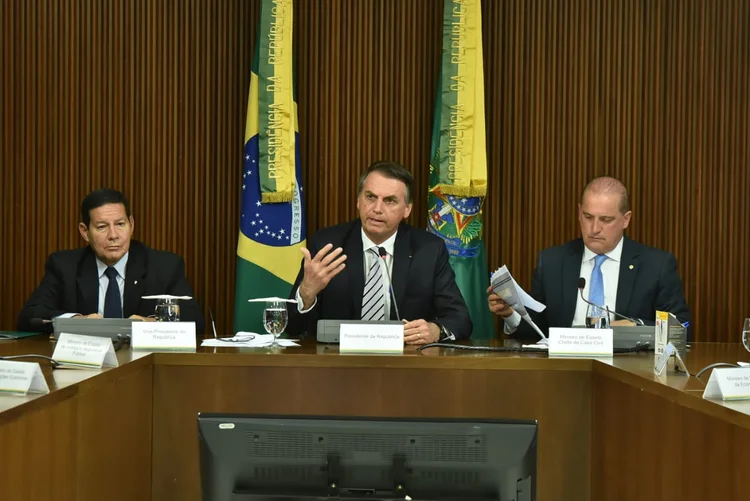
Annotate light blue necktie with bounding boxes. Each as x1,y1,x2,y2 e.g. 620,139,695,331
589,254,608,314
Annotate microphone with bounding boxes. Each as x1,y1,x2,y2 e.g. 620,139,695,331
208,308,218,338
378,246,401,321
577,278,643,326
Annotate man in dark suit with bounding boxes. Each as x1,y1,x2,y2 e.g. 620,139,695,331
287,161,472,343
18,189,205,333
488,176,690,338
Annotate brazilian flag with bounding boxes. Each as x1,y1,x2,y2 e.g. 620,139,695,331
234,0,306,333
427,0,494,339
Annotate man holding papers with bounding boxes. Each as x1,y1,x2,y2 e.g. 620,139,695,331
489,177,690,337
287,161,472,343
18,189,205,333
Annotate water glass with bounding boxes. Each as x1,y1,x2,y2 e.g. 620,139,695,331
742,318,750,353
155,298,180,322
586,303,610,329
263,300,288,348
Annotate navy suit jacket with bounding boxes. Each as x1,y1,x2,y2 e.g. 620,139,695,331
287,220,472,339
511,237,690,338
18,240,205,333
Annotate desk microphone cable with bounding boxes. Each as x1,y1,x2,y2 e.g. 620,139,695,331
0,354,61,368
417,343,544,353
418,342,653,354
694,362,741,380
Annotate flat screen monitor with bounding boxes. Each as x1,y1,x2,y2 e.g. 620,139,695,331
197,413,537,501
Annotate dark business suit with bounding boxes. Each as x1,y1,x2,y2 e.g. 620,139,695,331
18,240,205,333
287,220,472,339
511,237,690,338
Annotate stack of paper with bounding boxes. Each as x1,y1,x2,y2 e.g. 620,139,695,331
490,265,547,341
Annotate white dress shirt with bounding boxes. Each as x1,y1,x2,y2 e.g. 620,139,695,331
296,229,398,317
503,237,624,333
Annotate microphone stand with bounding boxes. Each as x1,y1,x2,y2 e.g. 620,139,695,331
378,247,401,321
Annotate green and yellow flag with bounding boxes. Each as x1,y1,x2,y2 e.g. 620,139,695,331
428,0,494,339
234,0,306,332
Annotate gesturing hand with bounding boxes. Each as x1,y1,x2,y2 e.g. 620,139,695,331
298,243,347,307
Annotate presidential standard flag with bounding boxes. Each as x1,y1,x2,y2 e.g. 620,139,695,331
234,0,306,333
427,0,494,339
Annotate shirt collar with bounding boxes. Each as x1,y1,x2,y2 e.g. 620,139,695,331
361,229,397,257
583,236,624,263
96,252,129,279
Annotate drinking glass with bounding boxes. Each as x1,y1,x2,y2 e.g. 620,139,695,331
263,300,288,348
154,298,180,322
585,303,610,329
742,318,750,353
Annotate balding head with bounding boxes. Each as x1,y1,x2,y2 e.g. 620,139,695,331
578,176,632,254
581,176,630,214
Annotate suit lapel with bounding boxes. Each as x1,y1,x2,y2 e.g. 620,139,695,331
561,240,584,325
123,243,147,317
77,250,100,314
391,226,411,319
616,237,639,314
344,227,365,318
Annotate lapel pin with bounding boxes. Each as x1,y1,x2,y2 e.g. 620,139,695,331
628,265,634,270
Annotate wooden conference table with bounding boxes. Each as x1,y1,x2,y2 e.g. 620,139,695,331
1,336,749,501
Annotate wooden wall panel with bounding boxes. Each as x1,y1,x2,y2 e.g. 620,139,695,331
1,0,748,341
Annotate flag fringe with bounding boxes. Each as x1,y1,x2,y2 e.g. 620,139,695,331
437,184,487,198
261,191,293,203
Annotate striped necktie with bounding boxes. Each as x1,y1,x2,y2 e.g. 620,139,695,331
361,248,386,321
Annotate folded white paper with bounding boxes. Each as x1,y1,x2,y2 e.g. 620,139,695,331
490,266,546,313
490,265,547,340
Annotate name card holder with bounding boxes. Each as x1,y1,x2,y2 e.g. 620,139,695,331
702,367,750,401
339,323,404,354
548,328,613,357
131,322,196,351
52,333,119,369
654,342,688,376
0,360,50,395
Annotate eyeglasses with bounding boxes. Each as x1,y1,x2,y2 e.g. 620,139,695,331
216,335,256,343
209,308,255,343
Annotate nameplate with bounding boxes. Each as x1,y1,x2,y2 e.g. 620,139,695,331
654,311,670,355
52,333,118,369
339,322,404,354
654,342,688,376
702,367,750,401
0,360,50,395
131,322,196,351
548,328,613,357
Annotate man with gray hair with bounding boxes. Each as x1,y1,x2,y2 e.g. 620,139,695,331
488,176,690,337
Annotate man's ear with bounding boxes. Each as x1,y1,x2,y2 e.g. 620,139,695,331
404,203,413,219
78,222,89,242
622,210,632,229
